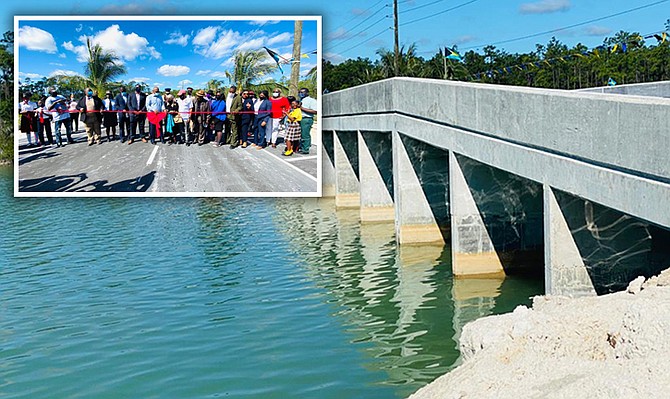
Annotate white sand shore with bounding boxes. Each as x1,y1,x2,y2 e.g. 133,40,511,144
409,269,670,399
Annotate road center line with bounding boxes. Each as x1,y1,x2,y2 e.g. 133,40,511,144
284,155,318,162
146,145,159,166
258,150,318,182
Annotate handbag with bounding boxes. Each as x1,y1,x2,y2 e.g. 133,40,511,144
277,118,287,138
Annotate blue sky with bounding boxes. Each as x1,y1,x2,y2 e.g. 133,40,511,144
17,18,318,89
7,0,670,73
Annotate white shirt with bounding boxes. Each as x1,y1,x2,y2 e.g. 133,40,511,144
104,98,116,111
226,93,235,113
19,100,37,113
45,95,70,121
176,97,193,119
253,98,262,114
300,96,317,118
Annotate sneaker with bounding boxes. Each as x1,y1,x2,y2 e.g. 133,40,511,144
283,149,293,156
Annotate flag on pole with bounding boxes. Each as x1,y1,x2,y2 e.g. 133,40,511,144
444,46,463,62
264,47,286,74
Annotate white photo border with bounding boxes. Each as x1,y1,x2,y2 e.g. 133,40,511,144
14,15,322,198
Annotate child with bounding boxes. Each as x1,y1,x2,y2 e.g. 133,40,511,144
282,100,302,156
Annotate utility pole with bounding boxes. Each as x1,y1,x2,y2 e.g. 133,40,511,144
290,20,303,98
393,0,399,77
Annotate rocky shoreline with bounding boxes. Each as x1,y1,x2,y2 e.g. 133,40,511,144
409,269,670,399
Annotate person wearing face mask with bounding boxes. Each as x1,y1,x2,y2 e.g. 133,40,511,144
176,90,193,144
191,90,211,146
225,86,242,149
102,91,118,142
68,93,79,133
253,90,272,149
298,88,317,154
239,90,255,148
115,87,130,143
269,88,290,148
19,92,38,147
36,97,54,147
210,90,227,147
127,84,147,145
46,87,73,147
76,87,104,146
146,86,165,145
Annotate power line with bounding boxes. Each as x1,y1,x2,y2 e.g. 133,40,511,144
403,0,447,13
328,16,390,49
399,0,481,27
324,0,386,36
462,0,670,50
338,28,391,54
347,5,389,34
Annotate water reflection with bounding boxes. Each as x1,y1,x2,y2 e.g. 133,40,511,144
272,198,537,397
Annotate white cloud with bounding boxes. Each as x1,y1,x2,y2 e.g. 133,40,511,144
249,20,279,27
157,65,191,76
58,53,66,58
197,28,243,59
62,24,161,63
584,25,611,36
519,0,571,14
236,37,266,52
178,79,193,86
452,35,477,45
326,27,365,41
193,26,290,59
19,72,42,80
267,32,292,46
220,56,236,68
164,31,190,46
48,69,83,78
128,77,151,82
197,70,227,79
324,52,345,64
193,26,219,46
49,62,64,66
75,24,83,33
18,26,57,53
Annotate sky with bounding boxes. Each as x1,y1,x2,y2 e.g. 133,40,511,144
17,18,318,90
6,0,670,79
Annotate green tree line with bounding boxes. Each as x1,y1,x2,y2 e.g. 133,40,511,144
324,28,670,92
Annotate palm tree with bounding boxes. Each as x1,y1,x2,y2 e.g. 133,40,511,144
225,49,276,89
84,38,126,95
376,44,423,78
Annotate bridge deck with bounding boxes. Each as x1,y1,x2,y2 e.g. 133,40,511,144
17,128,319,195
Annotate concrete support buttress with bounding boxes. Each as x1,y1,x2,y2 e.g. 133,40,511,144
449,151,505,276
392,131,444,245
322,135,336,198
358,131,394,222
334,131,360,208
543,184,597,297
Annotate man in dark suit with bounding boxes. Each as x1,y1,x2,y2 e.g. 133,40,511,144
127,84,147,145
115,87,130,143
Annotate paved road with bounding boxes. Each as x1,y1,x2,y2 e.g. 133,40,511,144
17,127,319,195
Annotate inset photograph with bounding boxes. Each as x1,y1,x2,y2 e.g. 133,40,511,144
15,16,321,196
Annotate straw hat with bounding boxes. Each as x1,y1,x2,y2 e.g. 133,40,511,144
196,89,205,97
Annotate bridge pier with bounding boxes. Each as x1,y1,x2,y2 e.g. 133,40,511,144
449,152,505,276
544,187,670,296
449,153,544,277
358,131,394,222
392,131,446,245
322,130,336,197
334,131,360,208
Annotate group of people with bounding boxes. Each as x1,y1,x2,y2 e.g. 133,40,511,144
19,85,317,156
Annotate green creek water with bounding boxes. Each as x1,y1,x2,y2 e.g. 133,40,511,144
0,166,542,398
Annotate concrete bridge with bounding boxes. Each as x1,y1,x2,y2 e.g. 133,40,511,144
322,78,670,297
